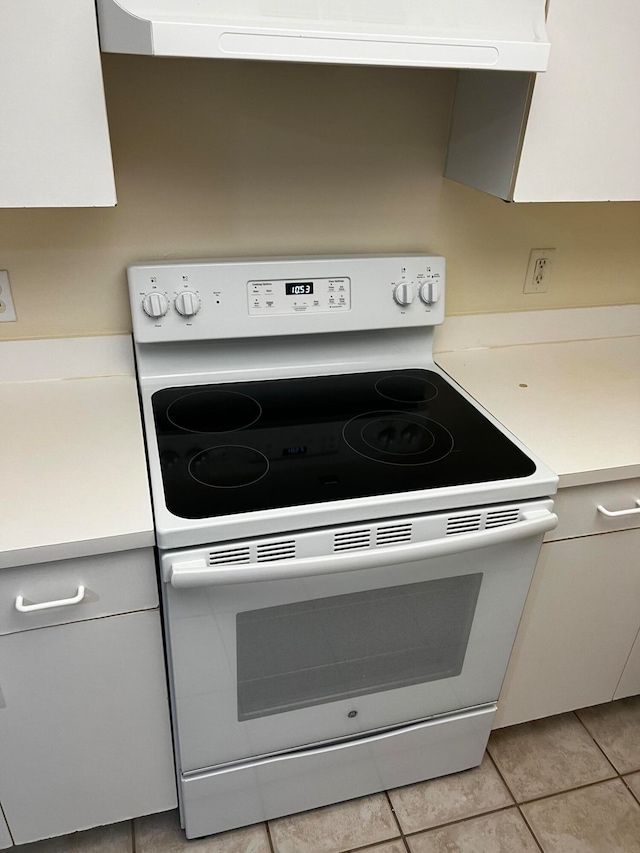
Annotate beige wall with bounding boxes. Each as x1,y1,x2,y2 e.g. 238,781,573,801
434,181,640,315
0,55,638,341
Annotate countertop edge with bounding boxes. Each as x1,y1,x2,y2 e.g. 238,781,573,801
0,334,135,383
558,466,640,489
0,531,156,571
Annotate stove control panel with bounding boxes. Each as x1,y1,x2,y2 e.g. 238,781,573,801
128,254,445,343
248,277,351,315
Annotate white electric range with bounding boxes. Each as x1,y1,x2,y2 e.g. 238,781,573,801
129,254,557,839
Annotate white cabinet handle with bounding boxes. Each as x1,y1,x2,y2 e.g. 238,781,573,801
15,585,86,613
597,500,640,518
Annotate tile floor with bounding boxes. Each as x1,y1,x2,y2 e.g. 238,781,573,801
16,696,640,853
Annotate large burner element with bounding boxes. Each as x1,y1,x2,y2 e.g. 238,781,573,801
167,390,261,433
344,411,453,466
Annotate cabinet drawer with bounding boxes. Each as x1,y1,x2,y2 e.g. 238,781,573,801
545,478,640,542
0,549,158,635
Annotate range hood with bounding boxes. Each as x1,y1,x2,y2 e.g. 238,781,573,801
96,0,550,72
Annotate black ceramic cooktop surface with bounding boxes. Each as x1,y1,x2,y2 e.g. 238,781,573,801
151,369,536,520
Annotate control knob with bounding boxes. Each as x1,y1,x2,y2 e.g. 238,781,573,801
419,281,441,305
174,291,201,317
142,292,169,318
393,282,415,307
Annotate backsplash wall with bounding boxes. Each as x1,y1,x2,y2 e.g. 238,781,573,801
0,55,638,341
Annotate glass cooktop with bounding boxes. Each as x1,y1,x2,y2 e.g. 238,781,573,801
151,369,536,520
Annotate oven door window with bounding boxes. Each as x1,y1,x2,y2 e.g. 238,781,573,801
236,574,482,721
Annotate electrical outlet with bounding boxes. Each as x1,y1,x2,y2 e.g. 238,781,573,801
0,270,17,321
524,248,556,294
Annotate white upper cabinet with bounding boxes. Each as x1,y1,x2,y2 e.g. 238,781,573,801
445,0,640,202
0,0,116,208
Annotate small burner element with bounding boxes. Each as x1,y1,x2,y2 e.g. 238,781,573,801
343,411,453,466
167,390,262,433
189,446,270,488
375,375,438,404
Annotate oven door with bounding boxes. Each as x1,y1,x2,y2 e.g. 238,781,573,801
161,501,556,773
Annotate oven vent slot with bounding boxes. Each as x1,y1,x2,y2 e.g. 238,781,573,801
256,540,296,562
376,523,412,546
208,546,251,566
446,513,483,535
485,508,521,528
334,529,372,552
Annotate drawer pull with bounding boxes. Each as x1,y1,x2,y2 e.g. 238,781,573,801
15,585,86,613
597,500,640,518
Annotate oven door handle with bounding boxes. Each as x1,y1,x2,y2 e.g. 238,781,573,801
166,508,557,588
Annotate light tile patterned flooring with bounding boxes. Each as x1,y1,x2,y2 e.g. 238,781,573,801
17,696,640,852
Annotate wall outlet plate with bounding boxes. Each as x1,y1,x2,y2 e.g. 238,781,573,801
524,249,556,294
0,270,17,321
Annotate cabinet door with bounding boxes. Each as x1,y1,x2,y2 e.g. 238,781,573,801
0,611,176,845
495,528,640,728
445,0,640,201
513,0,640,201
614,628,640,701
0,0,116,207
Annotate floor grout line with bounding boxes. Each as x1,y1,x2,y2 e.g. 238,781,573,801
572,709,622,775
516,804,545,853
485,747,519,804
400,803,517,838
384,789,405,839
620,775,640,808
511,775,626,809
345,834,408,853
264,819,276,853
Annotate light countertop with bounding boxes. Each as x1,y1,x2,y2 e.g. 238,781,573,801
435,306,640,488
0,336,154,568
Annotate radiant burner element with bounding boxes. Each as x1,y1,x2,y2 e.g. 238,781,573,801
189,446,270,488
167,390,262,433
375,375,438,403
343,411,454,466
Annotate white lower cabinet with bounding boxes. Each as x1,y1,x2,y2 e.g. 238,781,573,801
0,550,176,846
495,480,640,728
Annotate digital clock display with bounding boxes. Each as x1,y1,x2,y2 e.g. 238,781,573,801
285,282,314,296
